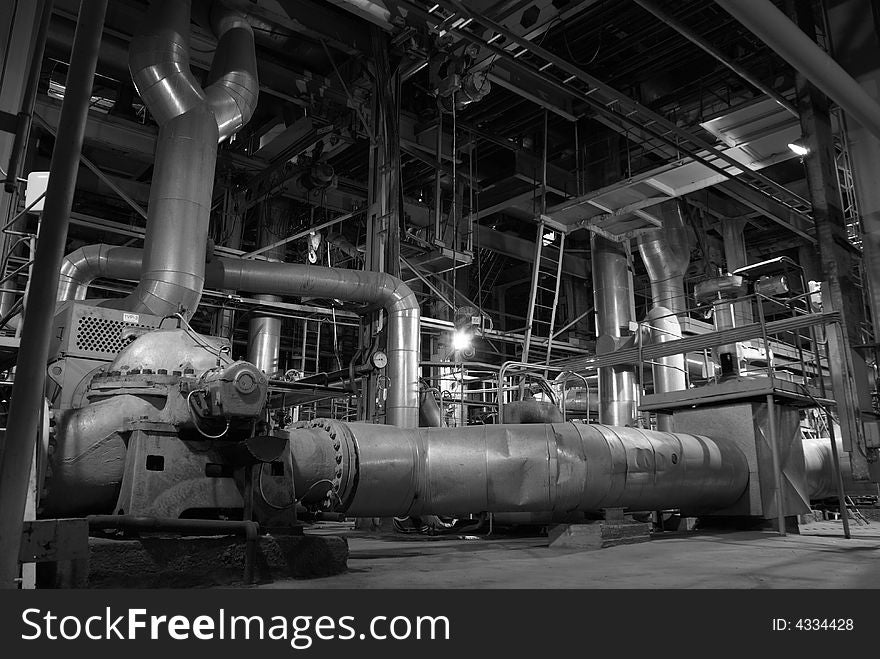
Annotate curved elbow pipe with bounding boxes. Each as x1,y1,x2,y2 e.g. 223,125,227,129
55,247,419,427
204,4,259,142
129,0,257,140
58,244,143,302
207,257,420,428
120,0,259,319
129,0,205,126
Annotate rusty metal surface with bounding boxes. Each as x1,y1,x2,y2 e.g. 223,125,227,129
19,518,89,562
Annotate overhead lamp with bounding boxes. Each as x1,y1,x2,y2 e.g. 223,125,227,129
452,329,473,352
787,141,809,157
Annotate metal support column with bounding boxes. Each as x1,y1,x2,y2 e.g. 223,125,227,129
0,0,44,319
766,394,787,536
787,0,877,480
0,0,107,589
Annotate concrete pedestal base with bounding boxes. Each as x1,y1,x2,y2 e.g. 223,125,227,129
548,520,652,550
46,534,348,588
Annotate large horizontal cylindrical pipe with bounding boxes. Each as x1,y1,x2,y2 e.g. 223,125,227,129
803,435,880,500
285,420,750,517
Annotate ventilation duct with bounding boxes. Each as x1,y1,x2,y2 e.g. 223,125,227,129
591,235,636,426
637,199,692,315
638,200,692,430
114,0,258,320
642,306,685,432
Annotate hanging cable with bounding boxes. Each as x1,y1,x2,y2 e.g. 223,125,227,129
186,389,231,439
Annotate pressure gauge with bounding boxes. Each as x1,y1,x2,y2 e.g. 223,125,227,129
371,351,388,369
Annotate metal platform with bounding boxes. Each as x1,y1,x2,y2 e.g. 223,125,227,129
640,376,834,413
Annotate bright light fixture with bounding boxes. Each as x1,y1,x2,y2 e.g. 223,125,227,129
542,230,556,246
452,329,473,352
787,142,809,157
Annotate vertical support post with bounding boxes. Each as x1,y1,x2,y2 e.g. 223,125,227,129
787,0,877,480
827,418,852,539
434,110,443,245
766,394,787,536
0,0,108,589
0,0,43,319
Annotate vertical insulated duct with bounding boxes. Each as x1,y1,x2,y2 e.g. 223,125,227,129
119,0,258,319
247,202,284,376
591,235,636,426
638,200,692,430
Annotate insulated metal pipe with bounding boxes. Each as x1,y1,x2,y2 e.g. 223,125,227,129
0,0,108,589
120,0,258,319
285,420,751,516
591,235,636,426
803,435,880,500
644,306,685,432
54,246,421,428
129,0,205,125
714,0,880,143
116,106,219,318
208,258,420,428
637,200,692,315
204,4,259,141
248,310,281,375
57,244,141,302
247,205,285,376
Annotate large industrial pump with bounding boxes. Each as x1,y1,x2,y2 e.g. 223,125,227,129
39,303,299,527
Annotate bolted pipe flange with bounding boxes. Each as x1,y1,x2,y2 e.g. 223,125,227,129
303,418,356,510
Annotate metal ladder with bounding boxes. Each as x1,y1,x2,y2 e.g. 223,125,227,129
522,219,566,366
299,319,321,375
406,0,814,223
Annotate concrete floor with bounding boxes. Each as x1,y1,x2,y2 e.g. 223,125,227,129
262,519,880,589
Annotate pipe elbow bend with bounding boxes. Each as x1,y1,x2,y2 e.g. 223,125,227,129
205,4,259,141
58,244,113,302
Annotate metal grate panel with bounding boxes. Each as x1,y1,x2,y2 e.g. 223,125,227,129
53,303,164,361
74,315,154,355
